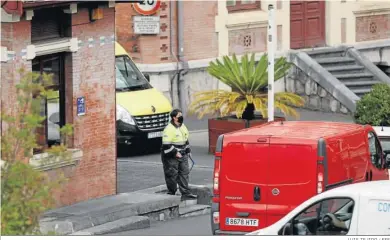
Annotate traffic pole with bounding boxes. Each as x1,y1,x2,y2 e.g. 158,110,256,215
267,4,275,122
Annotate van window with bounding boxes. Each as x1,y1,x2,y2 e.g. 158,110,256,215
279,198,354,236
379,137,390,152
368,132,383,169
115,55,152,91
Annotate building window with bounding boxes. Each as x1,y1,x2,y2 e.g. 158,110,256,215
227,0,261,13
31,8,71,43
32,54,65,154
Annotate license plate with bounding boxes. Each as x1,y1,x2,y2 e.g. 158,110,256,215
225,218,259,226
148,131,162,139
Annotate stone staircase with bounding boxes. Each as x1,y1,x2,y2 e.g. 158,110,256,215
307,47,383,98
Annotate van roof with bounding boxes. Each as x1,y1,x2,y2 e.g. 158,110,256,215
322,180,390,198
226,121,365,142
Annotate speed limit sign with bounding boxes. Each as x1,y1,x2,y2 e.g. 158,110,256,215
133,0,161,16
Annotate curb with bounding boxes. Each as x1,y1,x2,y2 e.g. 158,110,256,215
135,184,213,206
40,184,213,235
39,193,181,235
70,216,150,235
189,129,208,134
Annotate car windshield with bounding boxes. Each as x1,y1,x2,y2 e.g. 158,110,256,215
115,55,152,91
379,137,390,151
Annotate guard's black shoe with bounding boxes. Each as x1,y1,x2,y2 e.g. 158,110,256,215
181,194,197,201
167,191,176,195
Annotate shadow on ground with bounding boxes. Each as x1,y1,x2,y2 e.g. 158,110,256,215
117,143,161,158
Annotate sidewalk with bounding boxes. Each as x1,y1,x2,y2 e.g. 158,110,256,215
39,184,212,235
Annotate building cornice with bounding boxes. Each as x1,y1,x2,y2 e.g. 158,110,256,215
353,7,390,17
226,20,268,31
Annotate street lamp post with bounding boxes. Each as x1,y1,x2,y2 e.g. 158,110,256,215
267,4,275,122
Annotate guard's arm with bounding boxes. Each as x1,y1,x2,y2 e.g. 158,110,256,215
162,128,177,157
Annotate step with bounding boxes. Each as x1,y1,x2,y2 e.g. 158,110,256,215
334,73,374,79
352,88,372,95
70,216,150,235
316,57,356,67
179,204,211,218
342,80,382,87
355,92,368,99
316,57,355,64
307,47,345,58
325,65,365,73
179,199,198,208
40,192,181,235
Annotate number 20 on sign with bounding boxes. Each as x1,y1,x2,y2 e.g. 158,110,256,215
133,0,161,16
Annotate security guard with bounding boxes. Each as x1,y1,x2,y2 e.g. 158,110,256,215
161,109,197,200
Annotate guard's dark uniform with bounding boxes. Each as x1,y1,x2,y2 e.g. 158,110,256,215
161,121,191,195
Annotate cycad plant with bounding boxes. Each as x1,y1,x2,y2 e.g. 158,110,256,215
188,53,305,120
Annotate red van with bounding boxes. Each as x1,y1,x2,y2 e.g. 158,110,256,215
210,121,389,235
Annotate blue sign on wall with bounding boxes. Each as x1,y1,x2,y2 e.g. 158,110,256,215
77,97,86,116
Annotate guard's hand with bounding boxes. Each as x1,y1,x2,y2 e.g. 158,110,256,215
185,147,191,154
176,152,182,158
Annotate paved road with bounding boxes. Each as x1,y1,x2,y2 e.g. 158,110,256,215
117,108,354,193
111,214,211,236
117,132,213,193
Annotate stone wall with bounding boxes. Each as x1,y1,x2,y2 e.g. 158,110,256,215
286,66,350,114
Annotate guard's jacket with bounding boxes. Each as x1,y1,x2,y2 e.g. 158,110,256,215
162,121,190,157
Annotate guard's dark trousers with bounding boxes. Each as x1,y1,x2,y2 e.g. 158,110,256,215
161,154,191,195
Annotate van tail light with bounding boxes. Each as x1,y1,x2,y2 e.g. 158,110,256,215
213,154,221,202
317,161,325,194
213,135,224,203
213,212,220,224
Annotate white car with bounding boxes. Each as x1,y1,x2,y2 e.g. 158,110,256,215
247,181,390,236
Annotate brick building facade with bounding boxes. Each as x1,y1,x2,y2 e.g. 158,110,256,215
115,0,218,64
1,1,116,207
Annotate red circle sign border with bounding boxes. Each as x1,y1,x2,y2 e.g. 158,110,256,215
133,1,161,16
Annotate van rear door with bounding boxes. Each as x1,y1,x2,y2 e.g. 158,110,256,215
266,143,318,226
219,139,270,232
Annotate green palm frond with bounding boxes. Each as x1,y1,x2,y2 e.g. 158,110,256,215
189,53,306,119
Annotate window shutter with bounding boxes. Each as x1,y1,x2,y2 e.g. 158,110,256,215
31,9,62,42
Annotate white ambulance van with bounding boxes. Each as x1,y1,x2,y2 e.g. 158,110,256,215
247,181,390,236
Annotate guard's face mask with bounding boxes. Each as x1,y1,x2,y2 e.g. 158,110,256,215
178,116,184,124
